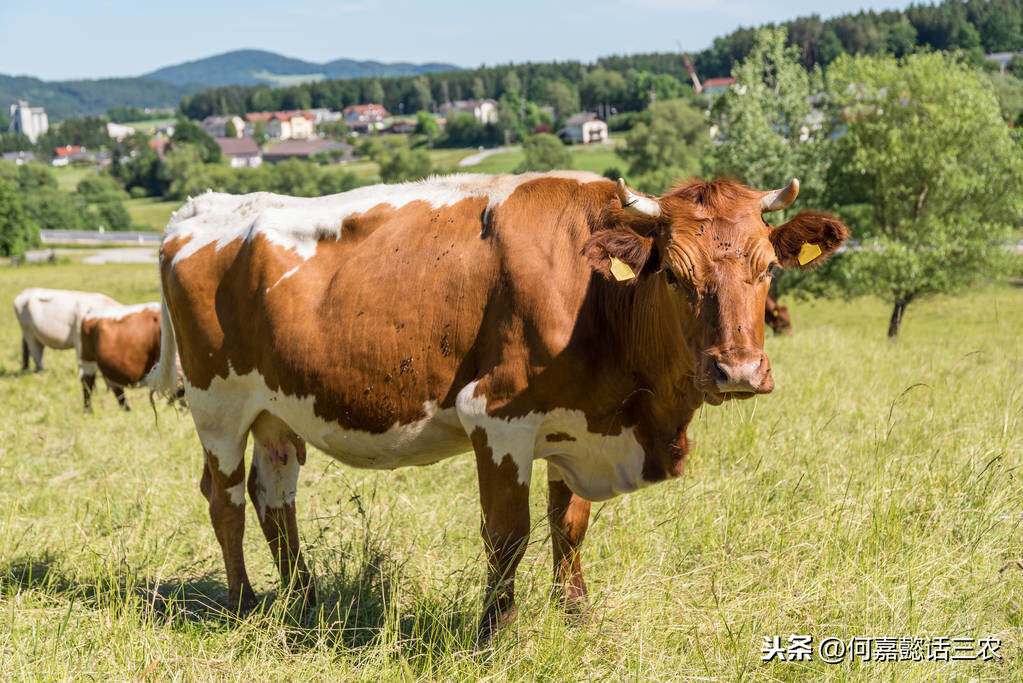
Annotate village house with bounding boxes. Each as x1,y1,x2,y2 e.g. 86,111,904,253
51,145,99,166
9,101,48,143
439,99,498,125
561,112,608,144
262,139,355,164
106,122,135,141
701,77,736,96
201,115,246,139
214,137,263,168
244,111,316,140
342,104,389,134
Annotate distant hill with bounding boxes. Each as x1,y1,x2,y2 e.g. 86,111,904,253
143,49,461,87
0,74,202,121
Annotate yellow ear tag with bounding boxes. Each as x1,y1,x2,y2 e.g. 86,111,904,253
797,242,822,266
609,256,636,281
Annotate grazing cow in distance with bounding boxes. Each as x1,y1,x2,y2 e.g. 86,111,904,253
13,288,120,372
765,292,792,335
148,172,848,639
78,302,162,411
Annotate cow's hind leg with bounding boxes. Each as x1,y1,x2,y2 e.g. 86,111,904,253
470,426,533,643
198,436,256,612
111,385,130,411
247,413,313,608
547,471,591,613
21,337,29,372
23,334,43,372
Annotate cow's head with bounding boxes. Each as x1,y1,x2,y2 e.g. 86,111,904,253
585,177,847,406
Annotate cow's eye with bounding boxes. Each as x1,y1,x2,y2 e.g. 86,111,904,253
759,262,779,281
665,269,680,290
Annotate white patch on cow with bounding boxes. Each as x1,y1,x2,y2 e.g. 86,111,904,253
225,482,246,506
250,443,299,522
164,172,606,266
14,288,120,351
265,265,301,292
454,380,649,500
182,365,471,477
82,301,160,323
78,360,98,377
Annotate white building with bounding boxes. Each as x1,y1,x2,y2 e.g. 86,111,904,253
561,112,608,144
440,99,498,125
10,101,49,143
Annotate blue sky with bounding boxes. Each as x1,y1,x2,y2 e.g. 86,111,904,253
2,0,918,81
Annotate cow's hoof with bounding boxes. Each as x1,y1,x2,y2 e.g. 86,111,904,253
121,405,131,412
476,605,517,646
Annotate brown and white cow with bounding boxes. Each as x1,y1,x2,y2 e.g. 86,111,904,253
13,288,120,372
148,172,847,637
77,302,162,411
765,292,792,335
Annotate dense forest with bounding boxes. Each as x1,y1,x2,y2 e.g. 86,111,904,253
180,0,1023,119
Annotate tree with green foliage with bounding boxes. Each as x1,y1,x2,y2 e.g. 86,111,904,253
366,80,386,105
252,119,268,147
515,133,571,172
96,201,132,231
22,190,98,231
0,177,39,257
164,144,212,200
76,174,128,203
224,119,238,137
497,91,523,143
825,52,1023,338
171,119,221,163
414,111,440,141
617,98,709,194
712,27,825,208
988,72,1023,124
376,146,432,183
1008,54,1023,78
546,81,580,125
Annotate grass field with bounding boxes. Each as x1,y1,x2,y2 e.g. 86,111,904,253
0,262,1020,680
50,166,94,192
124,197,181,232
463,141,624,176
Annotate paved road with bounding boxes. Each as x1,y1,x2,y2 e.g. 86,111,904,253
458,146,520,167
41,230,160,245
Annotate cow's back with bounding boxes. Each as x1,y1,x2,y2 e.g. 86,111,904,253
81,303,162,386
160,174,609,463
16,288,120,349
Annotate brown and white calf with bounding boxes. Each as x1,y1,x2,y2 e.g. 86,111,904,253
13,288,120,372
148,172,847,637
78,302,162,411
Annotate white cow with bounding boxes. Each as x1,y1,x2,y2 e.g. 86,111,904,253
13,288,120,372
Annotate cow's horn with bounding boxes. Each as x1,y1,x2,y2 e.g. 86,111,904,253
617,178,661,218
761,178,799,212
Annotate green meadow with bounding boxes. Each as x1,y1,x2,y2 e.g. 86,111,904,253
0,261,1019,680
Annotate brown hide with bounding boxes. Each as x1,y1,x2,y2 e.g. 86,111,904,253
80,308,162,387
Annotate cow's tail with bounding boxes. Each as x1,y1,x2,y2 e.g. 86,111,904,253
146,277,180,400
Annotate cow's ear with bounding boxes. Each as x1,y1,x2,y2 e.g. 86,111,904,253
770,211,849,269
583,228,657,284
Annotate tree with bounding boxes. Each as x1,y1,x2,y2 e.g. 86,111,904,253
515,133,571,172
988,73,1023,124
252,120,267,147
0,177,39,257
1008,54,1023,79
76,174,127,203
96,201,132,231
164,144,212,200
376,146,432,183
414,111,440,141
711,27,825,209
224,119,238,138
171,119,221,163
617,98,709,194
366,80,385,105
825,52,1023,338
546,81,580,125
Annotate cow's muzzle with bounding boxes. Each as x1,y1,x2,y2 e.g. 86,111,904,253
710,350,774,395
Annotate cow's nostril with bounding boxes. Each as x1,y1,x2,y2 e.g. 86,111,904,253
713,362,729,385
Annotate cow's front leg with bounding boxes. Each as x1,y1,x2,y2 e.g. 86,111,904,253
80,372,96,411
247,440,314,609
200,447,256,611
471,426,532,642
547,473,590,612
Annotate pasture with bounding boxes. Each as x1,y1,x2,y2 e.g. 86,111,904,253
0,261,1020,680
